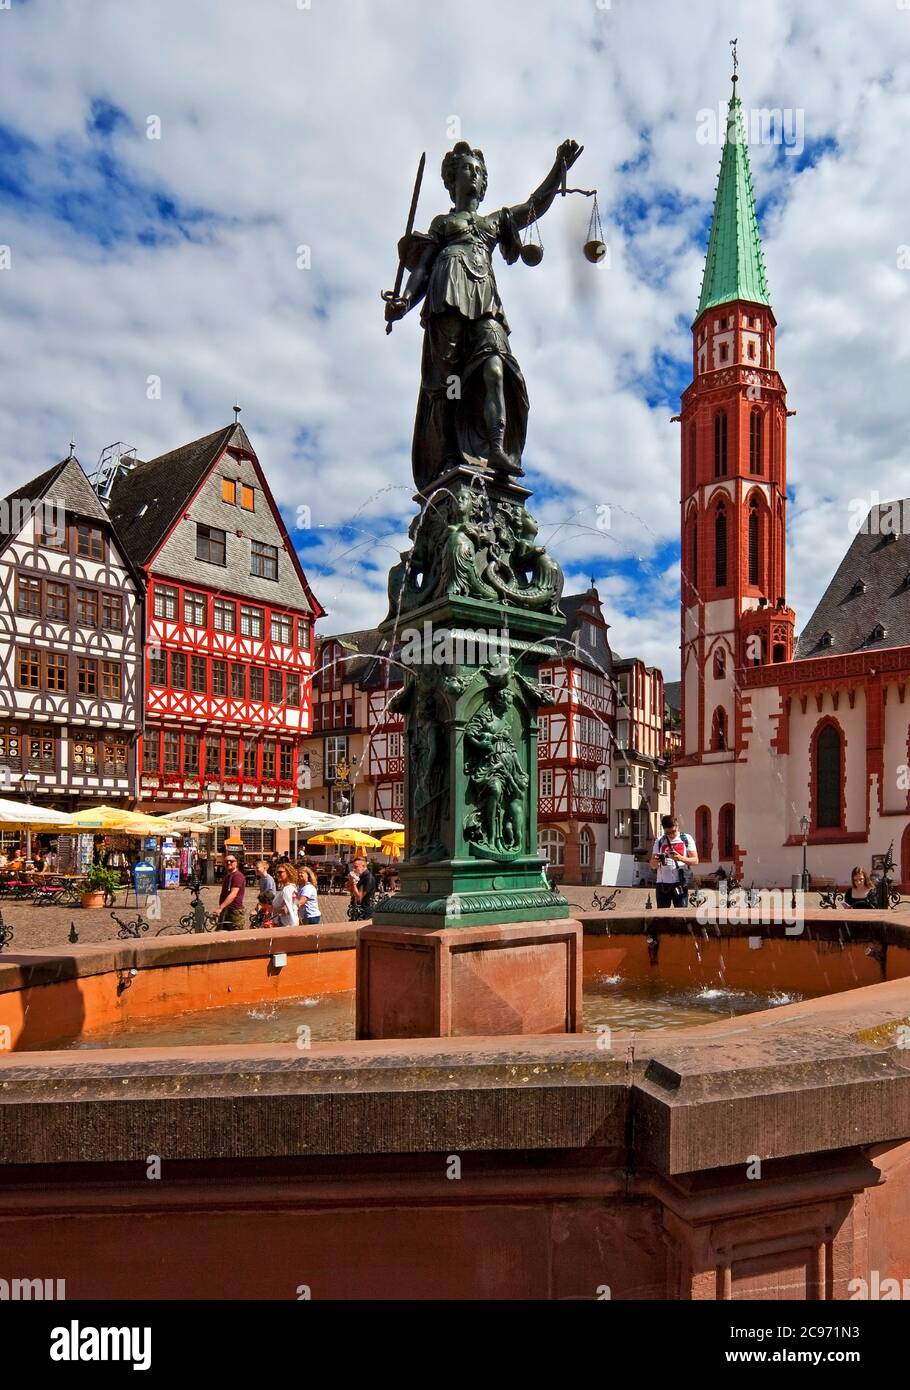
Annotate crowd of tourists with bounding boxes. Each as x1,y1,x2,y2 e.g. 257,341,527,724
216,853,381,930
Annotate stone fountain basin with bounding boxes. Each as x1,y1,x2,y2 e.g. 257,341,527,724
2,913,910,1300
1,913,909,1051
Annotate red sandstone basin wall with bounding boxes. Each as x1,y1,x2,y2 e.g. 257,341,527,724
1,977,910,1299
2,916,909,1049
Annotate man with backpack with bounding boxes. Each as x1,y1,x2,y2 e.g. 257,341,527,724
649,814,699,908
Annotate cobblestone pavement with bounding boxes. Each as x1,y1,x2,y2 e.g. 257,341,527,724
5,882,896,953
0,883,357,952
0,881,616,951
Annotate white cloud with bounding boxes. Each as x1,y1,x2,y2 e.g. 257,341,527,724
0,0,909,685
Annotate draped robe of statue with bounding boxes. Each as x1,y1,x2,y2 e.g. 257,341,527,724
404,207,529,491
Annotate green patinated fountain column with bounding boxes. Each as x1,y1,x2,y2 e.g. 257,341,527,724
372,464,569,930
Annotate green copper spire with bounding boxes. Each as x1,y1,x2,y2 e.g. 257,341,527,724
695,79,771,319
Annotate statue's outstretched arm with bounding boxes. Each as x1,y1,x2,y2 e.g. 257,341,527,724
508,139,584,230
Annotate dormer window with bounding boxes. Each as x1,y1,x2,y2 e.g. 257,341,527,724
870,623,887,643
819,631,834,649
850,579,867,598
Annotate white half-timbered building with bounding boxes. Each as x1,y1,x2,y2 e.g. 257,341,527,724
0,453,143,807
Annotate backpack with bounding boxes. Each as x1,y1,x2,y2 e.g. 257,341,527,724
659,833,694,886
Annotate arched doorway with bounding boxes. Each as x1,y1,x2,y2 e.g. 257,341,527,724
901,824,910,890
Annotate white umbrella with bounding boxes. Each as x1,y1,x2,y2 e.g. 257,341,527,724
0,798,73,824
0,798,74,863
202,805,345,856
334,813,404,833
166,800,249,822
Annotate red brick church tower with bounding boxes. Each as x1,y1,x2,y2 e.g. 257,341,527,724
675,71,796,866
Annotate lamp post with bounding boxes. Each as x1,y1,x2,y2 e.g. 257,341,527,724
18,771,38,864
800,814,810,892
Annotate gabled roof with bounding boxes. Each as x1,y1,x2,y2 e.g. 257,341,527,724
795,499,910,658
555,589,613,677
0,454,113,538
107,424,239,567
663,680,682,714
317,629,400,689
107,421,324,617
695,82,771,319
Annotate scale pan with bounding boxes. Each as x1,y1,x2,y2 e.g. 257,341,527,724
520,243,544,266
584,239,608,264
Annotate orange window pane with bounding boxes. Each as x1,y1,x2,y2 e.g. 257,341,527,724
222,478,237,504
240,485,255,511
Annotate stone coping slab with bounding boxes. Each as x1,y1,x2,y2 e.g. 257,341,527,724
0,923,358,994
1,976,909,1176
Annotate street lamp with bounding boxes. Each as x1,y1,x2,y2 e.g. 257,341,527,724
800,814,810,892
18,771,38,863
203,783,217,820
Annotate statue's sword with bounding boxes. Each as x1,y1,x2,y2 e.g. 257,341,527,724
382,151,426,334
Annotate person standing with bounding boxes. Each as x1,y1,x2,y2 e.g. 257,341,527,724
297,865,321,926
218,852,246,930
649,814,699,909
348,857,377,920
271,864,300,927
255,858,277,923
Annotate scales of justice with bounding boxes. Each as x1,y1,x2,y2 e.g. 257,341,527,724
356,137,605,1040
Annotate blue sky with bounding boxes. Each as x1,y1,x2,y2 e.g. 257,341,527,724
2,0,910,677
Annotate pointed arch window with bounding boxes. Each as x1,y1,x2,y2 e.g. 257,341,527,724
687,423,696,493
695,805,712,860
749,408,763,473
719,803,735,859
690,514,698,591
713,647,726,679
814,722,844,830
714,412,728,477
714,505,728,588
748,498,760,586
711,706,728,752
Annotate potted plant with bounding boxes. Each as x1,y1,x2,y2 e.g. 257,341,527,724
81,864,121,909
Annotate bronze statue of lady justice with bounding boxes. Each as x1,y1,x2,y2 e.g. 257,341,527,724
383,138,584,491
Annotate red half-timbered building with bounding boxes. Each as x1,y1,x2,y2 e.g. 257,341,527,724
106,423,322,812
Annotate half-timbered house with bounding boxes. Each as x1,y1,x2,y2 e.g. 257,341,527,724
536,588,615,882
0,452,143,810
106,422,322,819
610,655,671,856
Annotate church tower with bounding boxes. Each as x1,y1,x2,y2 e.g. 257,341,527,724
675,70,795,865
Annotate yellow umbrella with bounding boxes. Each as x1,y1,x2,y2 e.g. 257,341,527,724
67,806,186,835
380,831,404,859
306,829,382,849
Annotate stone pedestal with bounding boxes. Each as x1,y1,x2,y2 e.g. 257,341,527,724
356,918,583,1039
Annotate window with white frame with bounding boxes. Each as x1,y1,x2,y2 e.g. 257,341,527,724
614,810,631,838
324,735,347,781
538,714,550,747
539,768,553,798
579,828,593,868
388,732,402,758
392,780,404,809
538,827,564,865
616,764,630,786
576,768,596,797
